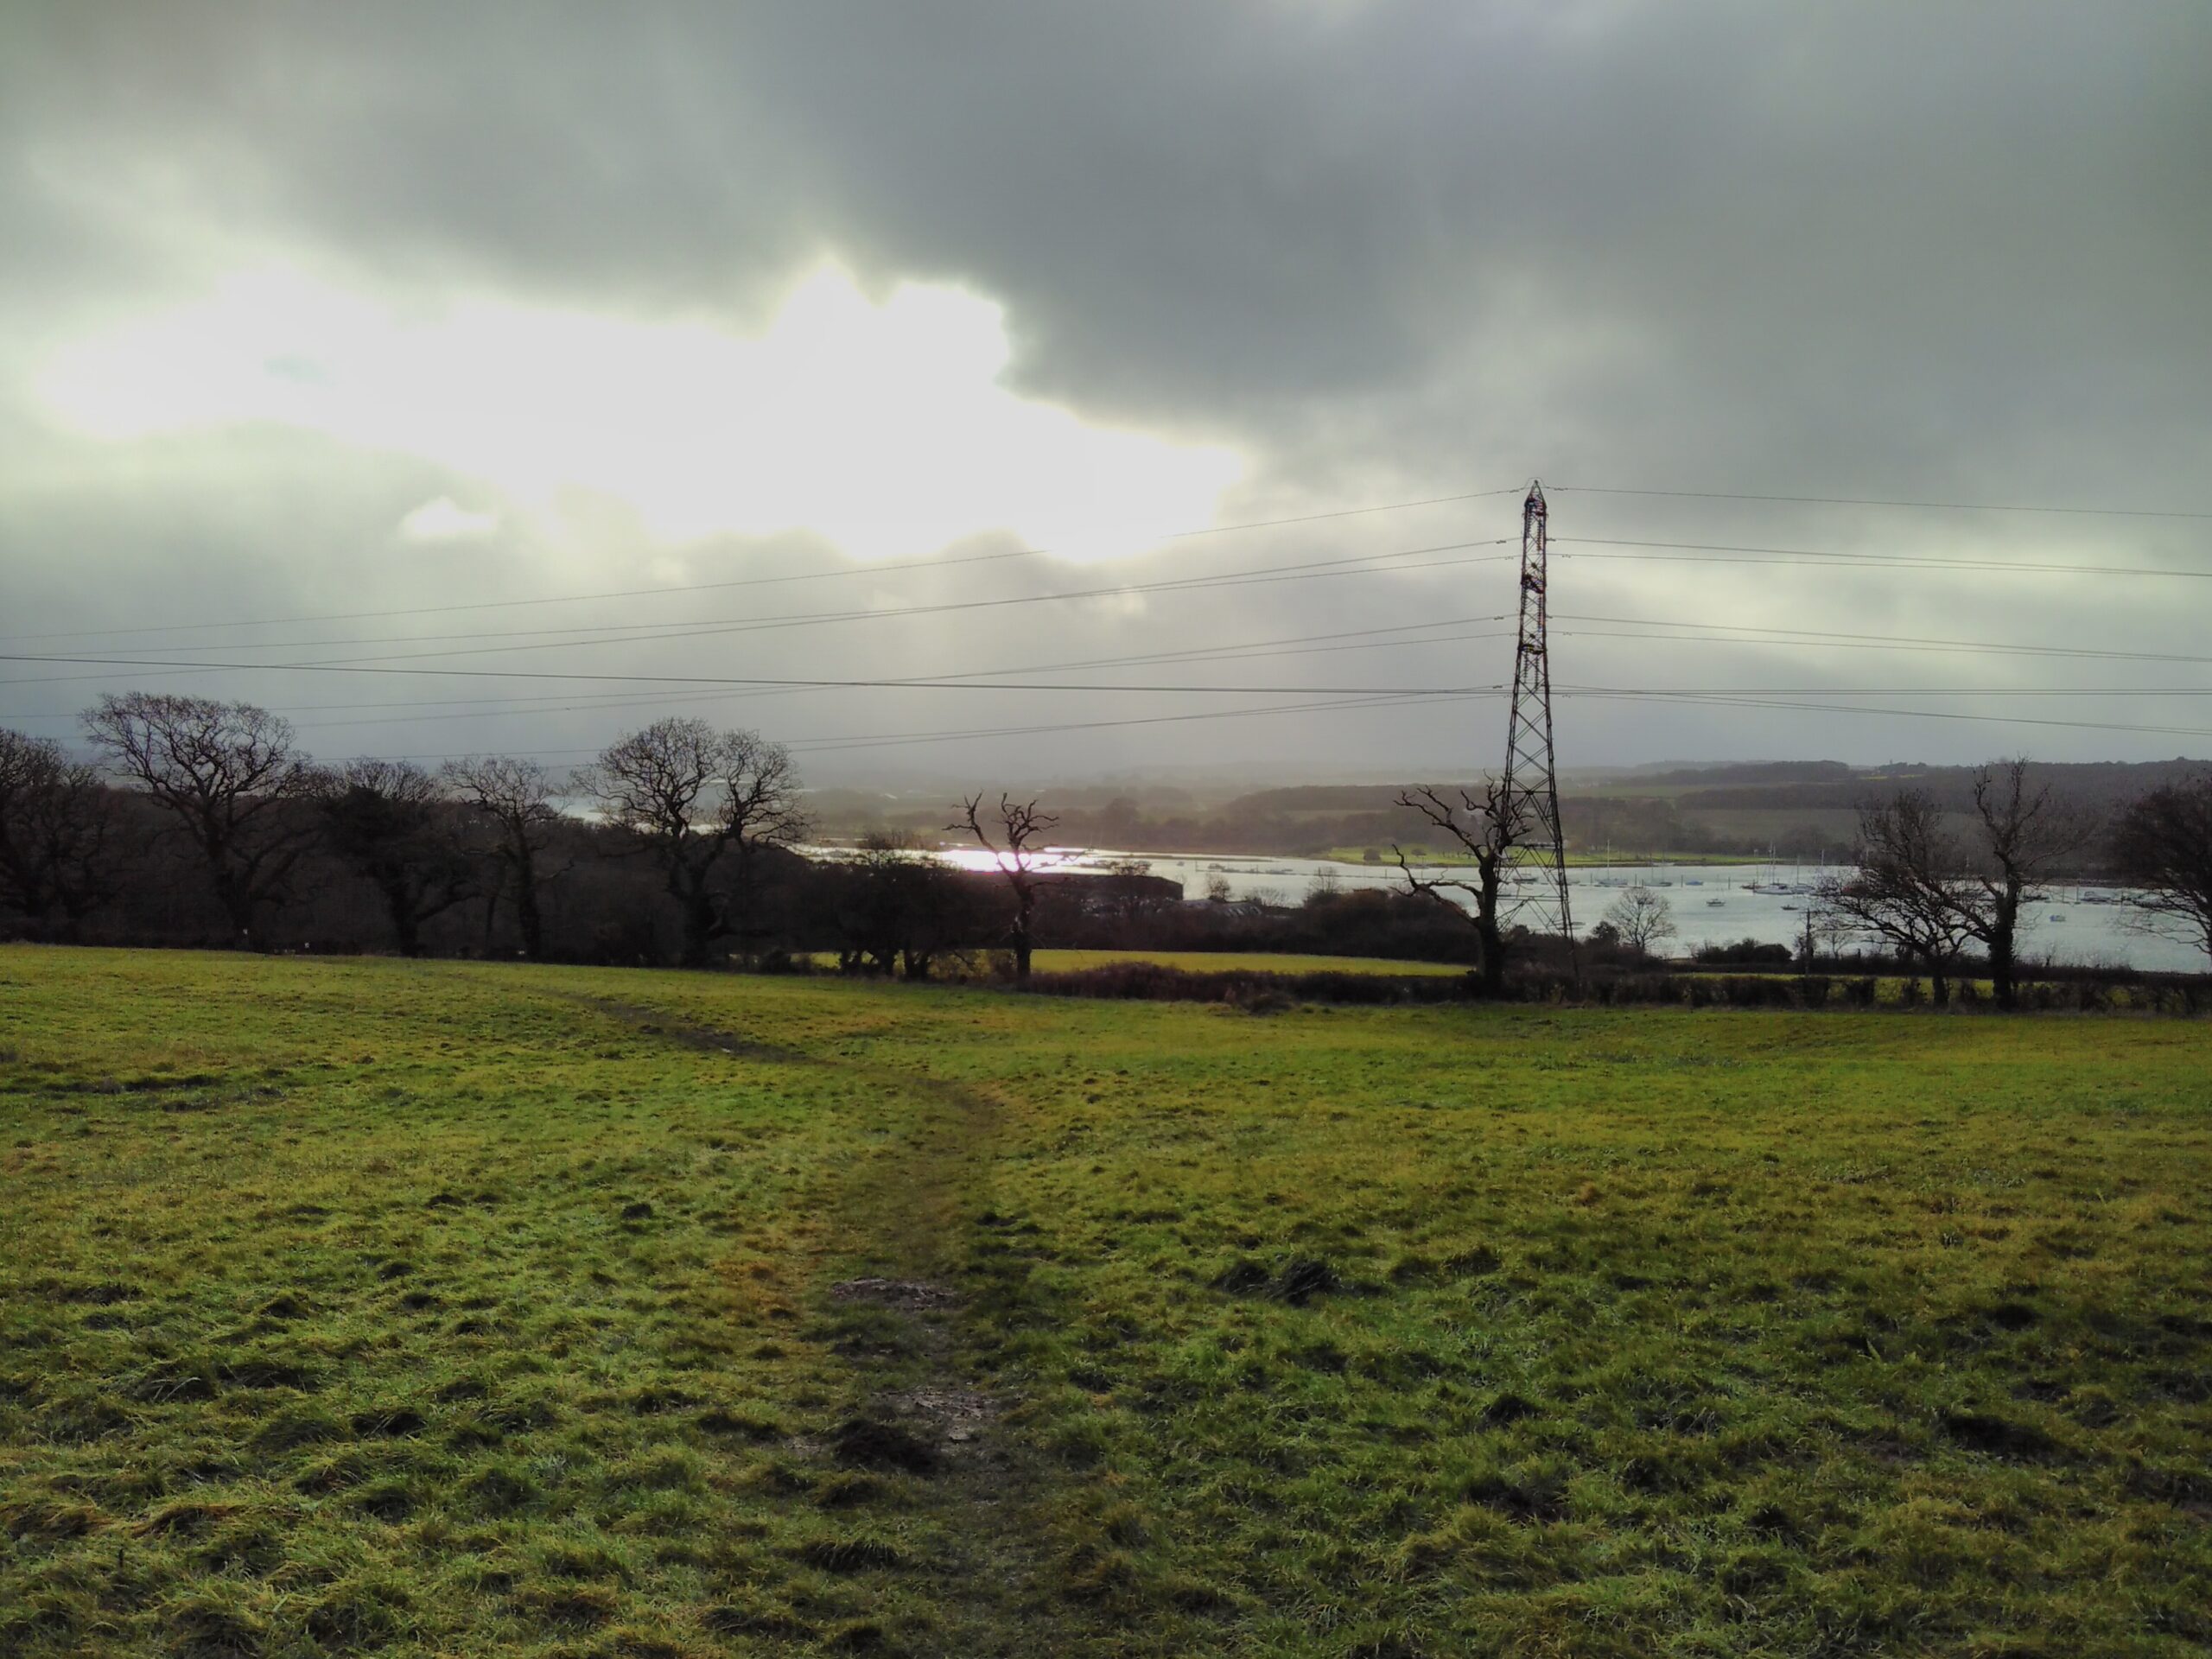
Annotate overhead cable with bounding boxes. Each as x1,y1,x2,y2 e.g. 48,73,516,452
1550,485,2212,519
0,484,1530,644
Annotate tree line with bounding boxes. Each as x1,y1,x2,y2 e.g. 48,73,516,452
3,694,845,966
0,694,1195,976
5,695,2211,997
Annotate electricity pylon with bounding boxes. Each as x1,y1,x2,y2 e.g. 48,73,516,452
1496,480,1574,953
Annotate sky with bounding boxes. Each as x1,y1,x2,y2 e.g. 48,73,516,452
3,1,2209,787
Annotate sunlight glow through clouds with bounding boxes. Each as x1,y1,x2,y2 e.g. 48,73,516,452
35,264,1246,563
397,496,500,543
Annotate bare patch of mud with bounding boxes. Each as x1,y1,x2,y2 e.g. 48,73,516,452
830,1277,958,1312
884,1386,997,1449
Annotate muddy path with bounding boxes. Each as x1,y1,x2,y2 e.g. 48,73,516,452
547,988,1066,1654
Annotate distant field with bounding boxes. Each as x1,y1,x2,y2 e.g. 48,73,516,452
1028,949,1464,976
809,949,1468,977
5,947,2210,1656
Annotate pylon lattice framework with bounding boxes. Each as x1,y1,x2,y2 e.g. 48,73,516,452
1495,480,1574,947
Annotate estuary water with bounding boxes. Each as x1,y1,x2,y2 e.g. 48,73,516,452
904,846,2202,974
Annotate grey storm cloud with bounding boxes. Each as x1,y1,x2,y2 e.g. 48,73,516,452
2,1,2209,779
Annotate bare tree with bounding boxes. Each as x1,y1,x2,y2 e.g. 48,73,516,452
1959,758,2096,1009
0,729,120,933
1828,763,2091,1009
581,719,807,968
81,693,319,948
1302,864,1343,906
316,760,478,957
2112,770,2212,969
1822,788,1976,1004
442,754,566,960
1389,780,1518,995
951,792,1058,980
1603,884,1676,957
1799,888,1856,967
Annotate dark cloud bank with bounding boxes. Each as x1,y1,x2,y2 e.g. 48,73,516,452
3,1,2208,782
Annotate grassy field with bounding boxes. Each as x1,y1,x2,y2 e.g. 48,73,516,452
4,947,2210,1657
804,950,1467,979
1021,950,1465,977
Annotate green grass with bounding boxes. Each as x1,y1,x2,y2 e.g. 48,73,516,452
1027,949,1465,977
806,949,1467,978
4,946,2210,1656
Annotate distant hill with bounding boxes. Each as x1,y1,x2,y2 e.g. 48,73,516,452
806,758,2209,868
1639,761,1856,787
1679,759,2208,814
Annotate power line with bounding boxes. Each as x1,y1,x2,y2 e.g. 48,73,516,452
1562,690,2212,743
1557,684,2212,698
343,683,2212,771
786,691,1482,757
22,476,2189,651
0,614,1510,724
331,690,1493,767
5,540,1515,668
1556,538,2212,581
16,470,2212,766
796,684,2212,768
4,527,2182,695
16,511,2201,684
283,626,1521,734
0,547,1045,645
26,527,2196,679
26,598,2210,724
1145,486,1527,537
0,649,1500,698
60,658,2210,716
12,643,2210,737
1550,485,2212,520
312,541,1515,661
258,671,2212,748
1554,613,2212,669
0,484,1530,645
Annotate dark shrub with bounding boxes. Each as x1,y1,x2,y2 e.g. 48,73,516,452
1694,938,1795,966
